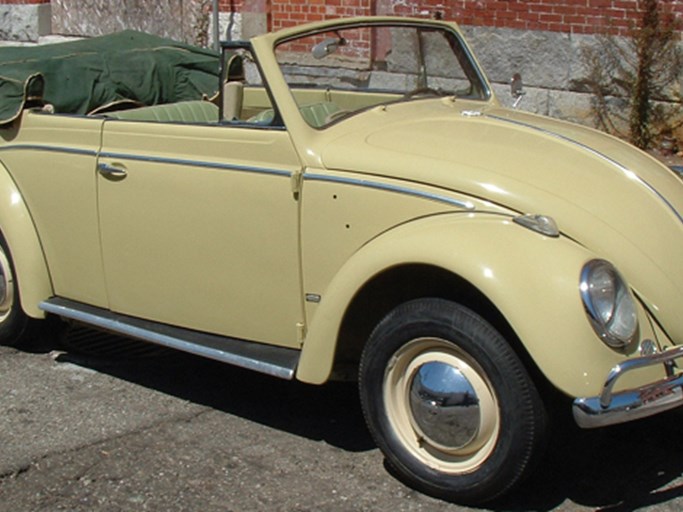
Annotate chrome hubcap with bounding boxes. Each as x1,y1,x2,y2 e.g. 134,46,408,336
384,338,500,473
409,361,480,450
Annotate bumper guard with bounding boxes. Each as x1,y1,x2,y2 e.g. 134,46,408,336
573,345,683,428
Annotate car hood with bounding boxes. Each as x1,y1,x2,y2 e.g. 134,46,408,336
320,101,683,344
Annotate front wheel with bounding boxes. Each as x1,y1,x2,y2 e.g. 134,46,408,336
359,298,546,504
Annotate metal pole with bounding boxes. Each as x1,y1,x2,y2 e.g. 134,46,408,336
212,0,220,50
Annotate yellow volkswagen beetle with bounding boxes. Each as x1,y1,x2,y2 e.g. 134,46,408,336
1,16,682,504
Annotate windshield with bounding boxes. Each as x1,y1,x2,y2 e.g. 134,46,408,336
274,23,489,128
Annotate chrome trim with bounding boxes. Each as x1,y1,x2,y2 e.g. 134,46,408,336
409,361,481,450
579,259,638,349
640,339,658,356
305,173,475,210
573,345,683,428
0,145,292,178
461,110,482,118
40,297,299,380
487,114,683,226
99,152,292,178
513,213,559,237
97,162,127,179
0,144,97,157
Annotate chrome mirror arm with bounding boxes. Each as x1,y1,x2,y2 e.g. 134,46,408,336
510,73,525,109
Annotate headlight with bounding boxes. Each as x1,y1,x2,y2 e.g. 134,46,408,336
580,260,638,349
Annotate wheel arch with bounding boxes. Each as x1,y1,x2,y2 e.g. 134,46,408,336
0,159,53,318
327,263,538,384
295,213,627,400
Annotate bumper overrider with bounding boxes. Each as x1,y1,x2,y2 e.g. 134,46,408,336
573,345,683,428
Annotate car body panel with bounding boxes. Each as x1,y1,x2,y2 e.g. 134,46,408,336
299,168,492,302
0,159,52,317
296,213,667,397
316,102,683,346
97,119,304,346
0,112,103,309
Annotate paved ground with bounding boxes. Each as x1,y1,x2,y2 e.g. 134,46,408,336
2,331,683,512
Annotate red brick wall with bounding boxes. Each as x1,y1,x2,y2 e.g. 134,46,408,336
218,0,243,9
1,0,678,36
218,0,683,36
439,0,683,36
271,0,371,30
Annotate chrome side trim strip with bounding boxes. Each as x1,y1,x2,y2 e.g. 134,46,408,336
487,114,683,226
0,144,97,157
0,145,291,178
305,173,475,210
40,297,299,380
99,152,292,177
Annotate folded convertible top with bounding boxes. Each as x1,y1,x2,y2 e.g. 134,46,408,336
0,30,220,125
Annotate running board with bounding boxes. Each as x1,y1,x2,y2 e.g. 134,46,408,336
40,297,300,380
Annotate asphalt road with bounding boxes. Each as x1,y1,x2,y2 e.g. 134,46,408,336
2,330,683,512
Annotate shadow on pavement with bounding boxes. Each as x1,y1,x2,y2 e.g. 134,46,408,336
22,327,683,510
51,329,374,453
499,407,683,511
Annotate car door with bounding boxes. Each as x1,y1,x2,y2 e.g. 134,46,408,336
96,116,304,348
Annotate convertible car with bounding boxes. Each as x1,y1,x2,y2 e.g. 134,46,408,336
1,16,683,504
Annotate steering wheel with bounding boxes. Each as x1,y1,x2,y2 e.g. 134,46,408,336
403,87,446,99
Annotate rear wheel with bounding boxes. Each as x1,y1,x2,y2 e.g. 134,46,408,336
0,236,39,346
359,298,546,504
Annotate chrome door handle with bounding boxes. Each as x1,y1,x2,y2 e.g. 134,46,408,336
98,162,127,179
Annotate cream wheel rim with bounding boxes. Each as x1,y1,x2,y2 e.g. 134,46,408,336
383,337,500,474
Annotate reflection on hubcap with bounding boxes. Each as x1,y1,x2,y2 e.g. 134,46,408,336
409,362,480,450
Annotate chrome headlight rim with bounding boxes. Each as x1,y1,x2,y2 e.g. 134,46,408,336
580,259,639,349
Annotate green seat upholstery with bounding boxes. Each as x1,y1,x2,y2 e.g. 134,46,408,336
299,101,342,127
247,101,342,128
106,100,219,123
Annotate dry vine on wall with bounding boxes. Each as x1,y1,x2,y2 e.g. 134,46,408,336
580,0,682,151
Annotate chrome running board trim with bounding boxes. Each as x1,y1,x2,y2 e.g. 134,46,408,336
40,297,299,380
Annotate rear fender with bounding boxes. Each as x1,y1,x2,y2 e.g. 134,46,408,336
0,162,53,318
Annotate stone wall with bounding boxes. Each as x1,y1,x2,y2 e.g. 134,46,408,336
464,26,595,121
465,25,682,134
50,0,211,44
0,0,50,42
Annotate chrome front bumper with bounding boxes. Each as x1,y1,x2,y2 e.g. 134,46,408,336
573,345,683,428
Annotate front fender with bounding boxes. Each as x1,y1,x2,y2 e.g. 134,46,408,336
296,213,663,398
0,161,52,318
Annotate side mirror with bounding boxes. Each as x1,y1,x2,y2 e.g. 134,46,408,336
312,37,346,59
510,73,525,109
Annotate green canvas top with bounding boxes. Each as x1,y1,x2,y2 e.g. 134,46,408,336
0,30,220,125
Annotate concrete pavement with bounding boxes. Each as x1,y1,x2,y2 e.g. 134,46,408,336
2,332,683,511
